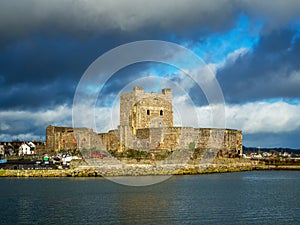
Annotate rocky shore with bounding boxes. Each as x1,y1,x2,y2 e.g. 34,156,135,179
0,158,299,177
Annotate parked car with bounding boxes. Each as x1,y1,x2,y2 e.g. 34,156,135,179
91,152,107,159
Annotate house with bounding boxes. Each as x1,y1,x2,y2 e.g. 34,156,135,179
4,143,14,156
28,141,36,149
0,145,4,156
19,143,34,155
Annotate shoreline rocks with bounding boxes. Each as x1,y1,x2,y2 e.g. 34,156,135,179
0,159,299,177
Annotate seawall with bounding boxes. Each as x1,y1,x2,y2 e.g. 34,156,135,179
1,159,298,177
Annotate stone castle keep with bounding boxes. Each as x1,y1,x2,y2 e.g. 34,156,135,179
47,87,242,156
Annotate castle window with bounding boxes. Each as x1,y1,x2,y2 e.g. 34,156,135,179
147,109,150,115
160,110,163,116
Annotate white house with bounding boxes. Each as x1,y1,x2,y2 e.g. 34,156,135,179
19,143,34,155
27,142,36,149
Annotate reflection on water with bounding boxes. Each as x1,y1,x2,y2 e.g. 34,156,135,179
0,171,299,224
115,186,173,224
108,175,172,186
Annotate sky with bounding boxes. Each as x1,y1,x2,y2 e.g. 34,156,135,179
1,0,300,148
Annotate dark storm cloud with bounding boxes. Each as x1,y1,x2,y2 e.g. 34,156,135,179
0,0,240,44
1,0,300,111
217,29,300,103
1,0,300,44
0,34,121,110
0,0,236,111
1,78,73,110
1,0,300,146
244,129,300,149
0,33,123,84
240,0,300,33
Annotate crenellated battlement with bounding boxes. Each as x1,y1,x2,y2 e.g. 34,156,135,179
46,87,242,157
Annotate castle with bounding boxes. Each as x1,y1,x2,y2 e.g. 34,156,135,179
46,87,242,156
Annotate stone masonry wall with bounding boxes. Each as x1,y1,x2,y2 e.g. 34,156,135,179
130,96,173,130
46,125,105,153
119,87,173,150
46,87,242,156
46,126,242,155
120,87,173,128
117,126,242,154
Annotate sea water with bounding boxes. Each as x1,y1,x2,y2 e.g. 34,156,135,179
0,171,299,224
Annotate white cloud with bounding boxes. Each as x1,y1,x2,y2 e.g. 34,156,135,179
1,98,299,142
225,101,300,133
0,103,120,141
222,47,249,67
0,133,43,142
95,106,119,133
167,94,300,134
0,105,71,127
0,105,72,141
192,101,300,134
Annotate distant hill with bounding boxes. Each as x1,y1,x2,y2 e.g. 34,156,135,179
243,146,300,154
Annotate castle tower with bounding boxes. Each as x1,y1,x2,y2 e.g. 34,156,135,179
118,87,174,150
120,87,173,130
